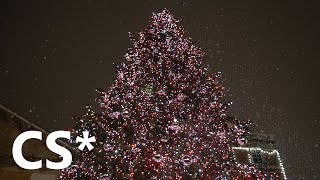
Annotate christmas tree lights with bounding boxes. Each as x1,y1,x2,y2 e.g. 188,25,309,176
59,9,274,179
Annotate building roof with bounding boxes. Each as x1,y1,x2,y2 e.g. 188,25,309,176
0,104,75,167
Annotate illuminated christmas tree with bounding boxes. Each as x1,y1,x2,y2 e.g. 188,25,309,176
59,9,267,179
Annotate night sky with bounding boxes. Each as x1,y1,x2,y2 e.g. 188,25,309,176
1,0,319,179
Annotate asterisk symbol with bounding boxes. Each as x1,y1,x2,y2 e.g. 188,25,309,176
76,131,96,151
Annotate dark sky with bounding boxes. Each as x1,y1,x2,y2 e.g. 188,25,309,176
1,0,319,179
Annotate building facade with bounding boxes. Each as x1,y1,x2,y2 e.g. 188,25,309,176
233,133,287,179
0,106,59,180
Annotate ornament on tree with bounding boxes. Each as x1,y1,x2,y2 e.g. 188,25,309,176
122,109,130,119
153,154,163,163
160,138,168,142
144,84,153,94
168,124,182,133
177,93,186,101
131,146,141,154
181,155,192,166
103,144,113,152
110,111,120,119
99,174,110,180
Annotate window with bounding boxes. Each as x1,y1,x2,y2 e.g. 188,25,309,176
251,150,263,163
